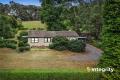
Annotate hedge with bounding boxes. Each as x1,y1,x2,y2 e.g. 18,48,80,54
49,36,86,52
18,46,30,52
0,39,17,49
17,31,30,52
17,31,28,43
49,36,69,51
67,40,86,52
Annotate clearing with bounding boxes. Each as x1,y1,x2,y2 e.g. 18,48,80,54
22,21,47,29
0,44,102,69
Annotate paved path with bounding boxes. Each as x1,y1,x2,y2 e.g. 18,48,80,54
65,44,103,61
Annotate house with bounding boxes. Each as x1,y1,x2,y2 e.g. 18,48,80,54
28,30,79,47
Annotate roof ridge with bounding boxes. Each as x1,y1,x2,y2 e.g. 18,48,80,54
28,30,79,38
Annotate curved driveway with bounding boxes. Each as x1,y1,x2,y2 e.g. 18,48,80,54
65,44,103,62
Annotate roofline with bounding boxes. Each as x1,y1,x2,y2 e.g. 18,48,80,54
28,30,79,37
28,36,79,38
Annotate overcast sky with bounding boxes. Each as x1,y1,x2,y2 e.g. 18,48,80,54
0,0,40,6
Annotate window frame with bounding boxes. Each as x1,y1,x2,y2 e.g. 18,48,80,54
44,38,48,43
31,38,39,43
44,37,51,43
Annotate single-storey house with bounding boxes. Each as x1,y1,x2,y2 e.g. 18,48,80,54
28,30,80,47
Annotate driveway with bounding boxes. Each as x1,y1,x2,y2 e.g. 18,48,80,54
65,44,103,61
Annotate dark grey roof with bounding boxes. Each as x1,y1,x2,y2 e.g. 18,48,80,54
28,30,79,38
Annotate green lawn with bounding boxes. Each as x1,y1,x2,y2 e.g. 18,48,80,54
0,69,101,80
0,48,97,69
22,21,47,30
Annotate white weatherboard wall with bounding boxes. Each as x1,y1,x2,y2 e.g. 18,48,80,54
28,38,52,47
28,37,78,47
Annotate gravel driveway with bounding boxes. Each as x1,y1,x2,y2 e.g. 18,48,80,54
65,44,103,61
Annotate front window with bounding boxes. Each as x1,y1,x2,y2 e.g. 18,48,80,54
44,38,51,43
44,38,48,43
31,38,39,43
48,38,51,42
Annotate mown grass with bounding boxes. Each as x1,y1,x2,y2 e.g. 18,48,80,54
22,21,47,30
0,69,101,80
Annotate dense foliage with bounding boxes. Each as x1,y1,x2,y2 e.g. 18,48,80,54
40,0,103,39
49,36,86,52
40,2,67,31
0,14,22,39
0,14,23,49
49,36,68,51
0,39,17,49
17,31,30,52
68,40,86,52
99,0,120,79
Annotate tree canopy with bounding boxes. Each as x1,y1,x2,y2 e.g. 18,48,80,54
0,14,21,39
99,0,120,79
40,0,103,39
0,1,40,21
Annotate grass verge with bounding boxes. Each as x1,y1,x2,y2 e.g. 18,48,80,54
0,69,101,80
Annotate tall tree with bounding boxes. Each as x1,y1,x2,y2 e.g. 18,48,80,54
99,0,120,79
40,0,68,31
0,14,22,38
60,0,103,37
40,0,103,38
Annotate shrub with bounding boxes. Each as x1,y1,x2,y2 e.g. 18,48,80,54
52,36,68,44
17,31,30,52
17,31,28,43
49,44,54,49
49,36,86,52
18,36,28,43
18,41,24,47
0,39,17,49
54,46,67,51
18,41,29,47
18,41,30,52
49,36,68,51
0,38,5,47
6,43,17,49
18,47,25,52
67,40,86,52
18,46,30,52
5,40,17,49
19,31,28,36
49,44,67,51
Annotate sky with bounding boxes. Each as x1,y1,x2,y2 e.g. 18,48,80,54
0,0,40,6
